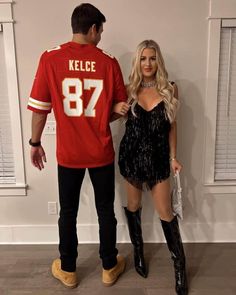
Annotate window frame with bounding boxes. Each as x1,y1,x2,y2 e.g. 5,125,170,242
204,0,236,193
0,0,26,195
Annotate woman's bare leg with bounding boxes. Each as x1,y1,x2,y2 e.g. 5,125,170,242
125,180,142,212
151,178,174,221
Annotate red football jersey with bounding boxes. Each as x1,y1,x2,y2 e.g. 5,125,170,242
28,42,127,168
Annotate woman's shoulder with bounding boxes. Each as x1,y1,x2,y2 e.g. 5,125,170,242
170,81,178,87
169,81,178,99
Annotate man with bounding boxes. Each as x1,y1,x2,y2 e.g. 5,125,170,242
28,3,130,289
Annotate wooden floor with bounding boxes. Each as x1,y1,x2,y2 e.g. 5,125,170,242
0,243,235,294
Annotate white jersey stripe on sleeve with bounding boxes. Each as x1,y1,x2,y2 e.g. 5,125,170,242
28,97,52,110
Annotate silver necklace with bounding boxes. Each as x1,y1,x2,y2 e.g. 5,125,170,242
141,80,156,88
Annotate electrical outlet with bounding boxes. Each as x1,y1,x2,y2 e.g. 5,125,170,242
48,202,58,215
44,121,56,134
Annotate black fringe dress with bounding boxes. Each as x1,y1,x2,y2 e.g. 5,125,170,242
118,100,171,190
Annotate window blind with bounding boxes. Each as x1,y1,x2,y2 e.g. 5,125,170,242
215,25,236,180
0,29,15,184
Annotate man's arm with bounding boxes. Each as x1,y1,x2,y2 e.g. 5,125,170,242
30,112,47,170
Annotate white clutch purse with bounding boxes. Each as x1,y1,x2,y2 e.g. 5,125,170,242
171,170,183,220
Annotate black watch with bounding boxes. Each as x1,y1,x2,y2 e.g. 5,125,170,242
29,138,41,147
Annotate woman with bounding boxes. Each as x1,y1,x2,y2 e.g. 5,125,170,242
118,40,188,295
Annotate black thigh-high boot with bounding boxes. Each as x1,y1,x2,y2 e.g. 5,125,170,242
124,207,148,278
161,216,188,295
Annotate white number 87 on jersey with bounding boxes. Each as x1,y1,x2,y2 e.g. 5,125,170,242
62,78,103,117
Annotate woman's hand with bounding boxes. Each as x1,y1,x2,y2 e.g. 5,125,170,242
112,102,130,116
171,158,183,174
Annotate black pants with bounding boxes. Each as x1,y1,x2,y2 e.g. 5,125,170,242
58,163,118,272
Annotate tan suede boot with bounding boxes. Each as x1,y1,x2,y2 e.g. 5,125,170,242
102,255,126,286
51,258,78,288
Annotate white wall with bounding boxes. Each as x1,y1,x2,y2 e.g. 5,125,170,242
0,0,235,243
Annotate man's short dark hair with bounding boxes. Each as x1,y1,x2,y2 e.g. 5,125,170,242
71,3,106,34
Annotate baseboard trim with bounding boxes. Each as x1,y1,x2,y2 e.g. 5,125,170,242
0,222,235,244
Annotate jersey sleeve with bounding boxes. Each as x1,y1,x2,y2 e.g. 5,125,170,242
27,53,52,113
112,59,127,103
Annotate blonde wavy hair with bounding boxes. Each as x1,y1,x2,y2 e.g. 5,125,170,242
127,39,179,123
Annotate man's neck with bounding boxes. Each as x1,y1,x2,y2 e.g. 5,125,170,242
72,34,94,45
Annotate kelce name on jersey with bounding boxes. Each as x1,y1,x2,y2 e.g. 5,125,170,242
69,60,96,72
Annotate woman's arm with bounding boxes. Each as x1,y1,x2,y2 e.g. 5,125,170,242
169,83,182,173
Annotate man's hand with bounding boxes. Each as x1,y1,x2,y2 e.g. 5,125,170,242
30,146,47,170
